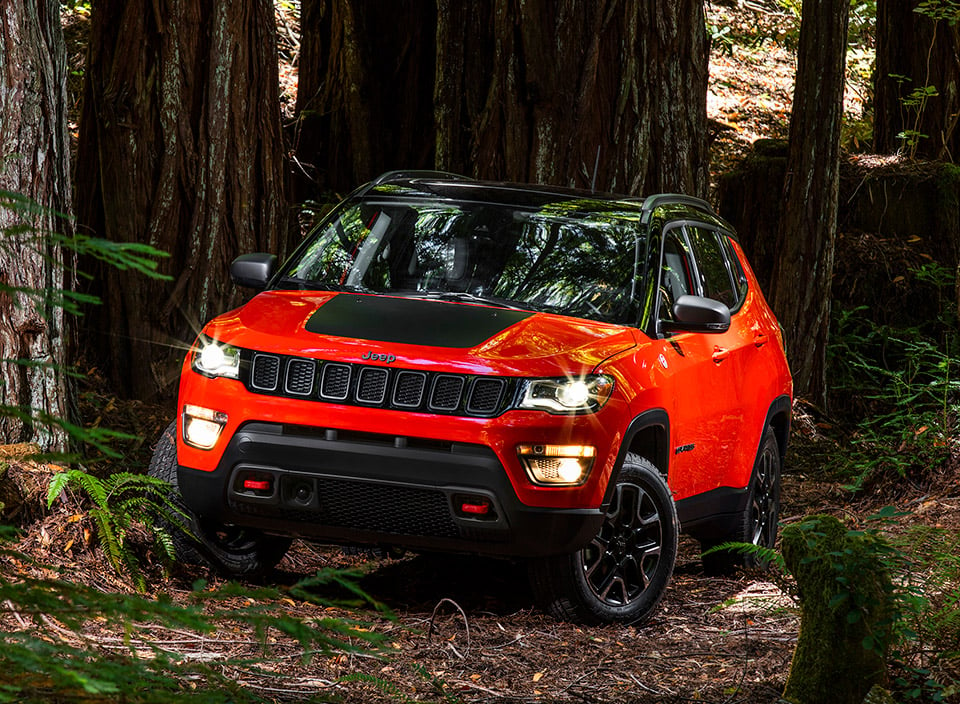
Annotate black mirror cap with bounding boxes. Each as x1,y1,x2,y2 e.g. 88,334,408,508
230,253,277,290
663,294,731,334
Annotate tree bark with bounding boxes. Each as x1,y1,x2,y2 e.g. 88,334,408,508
292,0,436,199
435,0,710,196
75,0,289,399
874,0,960,160
769,0,849,406
296,0,709,199
0,0,73,452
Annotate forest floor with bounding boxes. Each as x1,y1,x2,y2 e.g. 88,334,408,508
3,3,957,704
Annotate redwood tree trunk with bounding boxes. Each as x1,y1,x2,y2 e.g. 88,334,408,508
75,0,289,399
437,0,709,196
874,0,960,160
293,0,436,199
0,0,72,452
769,0,849,406
297,0,709,198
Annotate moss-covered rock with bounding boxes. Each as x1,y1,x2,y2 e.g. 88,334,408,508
782,515,895,704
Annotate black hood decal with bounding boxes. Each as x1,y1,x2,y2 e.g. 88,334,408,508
305,294,534,348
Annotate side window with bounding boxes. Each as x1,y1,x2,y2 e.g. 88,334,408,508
658,228,694,323
687,226,738,309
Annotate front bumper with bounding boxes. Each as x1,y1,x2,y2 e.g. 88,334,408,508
178,421,606,557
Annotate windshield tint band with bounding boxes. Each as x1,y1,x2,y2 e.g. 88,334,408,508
305,294,534,348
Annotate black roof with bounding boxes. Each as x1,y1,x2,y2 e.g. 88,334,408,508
359,170,727,230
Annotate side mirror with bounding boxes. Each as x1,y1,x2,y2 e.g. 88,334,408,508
230,253,277,290
662,294,730,334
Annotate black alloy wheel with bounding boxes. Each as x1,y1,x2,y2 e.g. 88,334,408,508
579,479,664,608
528,454,678,624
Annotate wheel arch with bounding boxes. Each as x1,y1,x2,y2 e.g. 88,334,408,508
601,409,670,507
764,394,792,465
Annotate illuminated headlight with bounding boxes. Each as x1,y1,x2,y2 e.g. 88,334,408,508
516,375,614,414
192,339,241,379
182,405,228,450
518,444,596,485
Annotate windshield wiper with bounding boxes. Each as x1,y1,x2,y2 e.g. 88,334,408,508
276,277,369,293
391,290,532,311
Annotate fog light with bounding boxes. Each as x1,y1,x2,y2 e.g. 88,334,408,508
182,405,228,450
517,444,596,486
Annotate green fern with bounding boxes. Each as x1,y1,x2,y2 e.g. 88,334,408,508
47,470,187,591
700,541,787,572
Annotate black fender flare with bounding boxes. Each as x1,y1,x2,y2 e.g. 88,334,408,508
601,408,670,508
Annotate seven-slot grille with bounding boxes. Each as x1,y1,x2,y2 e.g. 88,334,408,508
244,352,510,417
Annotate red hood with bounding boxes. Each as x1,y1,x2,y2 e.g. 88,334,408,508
201,290,636,377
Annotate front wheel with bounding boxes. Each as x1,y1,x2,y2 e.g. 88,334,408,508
528,454,678,624
148,421,291,576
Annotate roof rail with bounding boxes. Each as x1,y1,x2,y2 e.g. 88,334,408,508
371,170,474,186
640,193,714,215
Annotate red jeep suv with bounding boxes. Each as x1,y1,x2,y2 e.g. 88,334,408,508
149,172,792,624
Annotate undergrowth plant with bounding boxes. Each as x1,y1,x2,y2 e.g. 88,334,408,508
2,189,183,588
827,264,960,491
46,470,186,592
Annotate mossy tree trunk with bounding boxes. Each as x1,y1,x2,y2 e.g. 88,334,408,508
782,515,894,704
768,0,849,407
74,0,289,399
295,0,710,198
0,0,72,452
874,0,960,161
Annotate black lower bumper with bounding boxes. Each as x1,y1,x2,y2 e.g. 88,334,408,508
178,422,604,557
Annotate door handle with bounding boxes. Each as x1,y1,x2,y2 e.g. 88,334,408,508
712,346,729,363
754,332,768,347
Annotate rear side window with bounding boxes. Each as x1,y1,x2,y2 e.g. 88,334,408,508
687,227,741,309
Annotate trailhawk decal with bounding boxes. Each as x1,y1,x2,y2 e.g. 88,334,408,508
305,293,534,348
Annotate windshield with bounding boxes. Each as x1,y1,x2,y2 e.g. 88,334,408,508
278,199,646,324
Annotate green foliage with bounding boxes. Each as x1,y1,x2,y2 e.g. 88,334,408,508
0,526,392,702
46,470,187,592
716,510,958,701
700,541,786,572
827,264,959,491
887,525,960,701
915,0,960,24
849,0,878,45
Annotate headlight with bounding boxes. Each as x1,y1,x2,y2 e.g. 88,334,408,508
192,338,241,379
516,375,614,414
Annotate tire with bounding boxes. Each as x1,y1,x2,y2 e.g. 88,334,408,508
701,425,781,576
528,454,678,624
148,421,291,576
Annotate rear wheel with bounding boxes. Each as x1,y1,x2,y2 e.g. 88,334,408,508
528,454,678,624
701,425,781,575
148,421,291,576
